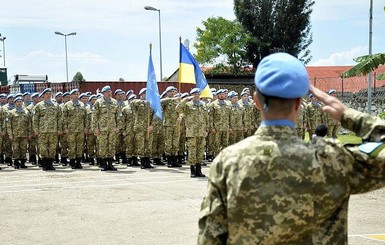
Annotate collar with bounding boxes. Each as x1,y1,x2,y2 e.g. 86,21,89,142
261,119,295,129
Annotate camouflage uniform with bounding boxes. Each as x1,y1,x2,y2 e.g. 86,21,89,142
229,102,245,145
62,100,87,168
161,98,180,164
26,103,38,164
239,99,257,138
327,115,340,138
7,107,31,168
121,103,137,166
86,105,96,164
32,100,61,169
208,100,231,157
115,100,126,162
92,97,119,170
176,112,186,164
176,98,208,176
0,106,6,165
150,115,164,164
58,102,69,164
3,103,15,165
198,108,385,244
306,101,323,139
296,101,307,140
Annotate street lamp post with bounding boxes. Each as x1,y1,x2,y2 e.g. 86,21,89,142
0,35,6,67
145,6,163,81
367,0,373,114
54,31,76,83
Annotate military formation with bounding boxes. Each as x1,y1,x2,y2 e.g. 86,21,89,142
0,84,339,176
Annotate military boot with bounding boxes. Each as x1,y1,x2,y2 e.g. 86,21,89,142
172,155,182,168
69,159,76,169
89,158,95,166
76,158,83,169
29,155,37,165
0,153,4,164
140,158,146,169
195,163,206,178
55,153,60,163
167,155,173,168
14,159,20,169
100,158,108,171
177,155,184,165
6,157,13,166
20,159,27,169
153,158,164,165
145,157,154,169
126,157,132,167
61,157,68,166
190,165,196,178
122,154,128,164
41,159,48,171
47,159,56,170
107,158,117,171
131,157,140,167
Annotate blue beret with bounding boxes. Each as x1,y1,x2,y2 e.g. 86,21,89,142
309,93,314,99
223,89,229,93
15,93,23,98
69,89,79,95
181,92,189,99
114,89,124,95
55,92,63,97
128,94,137,100
97,94,103,99
328,89,336,95
139,88,147,95
212,91,217,96
240,91,248,97
160,91,167,99
31,92,39,98
14,97,23,102
165,86,177,93
216,89,225,94
78,93,87,99
7,94,15,99
22,92,30,96
63,92,70,97
255,53,309,99
89,95,97,101
174,93,181,98
210,88,217,93
126,90,133,96
0,93,6,98
85,91,92,96
41,88,52,96
190,88,201,95
101,85,111,93
228,91,238,99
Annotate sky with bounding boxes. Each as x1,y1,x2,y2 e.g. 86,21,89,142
0,0,384,83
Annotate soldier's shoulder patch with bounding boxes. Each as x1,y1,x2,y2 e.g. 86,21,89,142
358,142,385,157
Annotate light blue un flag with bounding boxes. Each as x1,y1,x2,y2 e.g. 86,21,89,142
146,52,162,119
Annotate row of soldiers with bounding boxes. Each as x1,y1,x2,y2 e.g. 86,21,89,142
0,85,338,176
296,89,340,140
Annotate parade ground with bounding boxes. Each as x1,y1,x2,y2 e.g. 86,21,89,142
1,163,385,245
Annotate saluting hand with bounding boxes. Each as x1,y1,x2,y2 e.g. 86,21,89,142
310,85,347,122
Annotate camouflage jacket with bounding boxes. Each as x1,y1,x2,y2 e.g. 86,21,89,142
62,100,87,133
176,99,208,138
0,106,6,133
229,103,245,129
130,99,153,131
7,108,31,138
306,101,323,129
32,101,61,133
121,103,134,133
198,108,385,245
208,100,231,131
161,98,179,127
91,97,119,132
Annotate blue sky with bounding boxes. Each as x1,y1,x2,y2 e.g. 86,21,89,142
0,0,384,83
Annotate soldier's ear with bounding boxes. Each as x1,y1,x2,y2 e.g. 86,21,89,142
294,98,301,112
253,92,262,111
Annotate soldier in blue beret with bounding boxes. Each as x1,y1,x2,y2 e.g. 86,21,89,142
198,52,385,244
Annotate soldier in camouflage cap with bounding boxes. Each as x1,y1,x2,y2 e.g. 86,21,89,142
198,52,385,244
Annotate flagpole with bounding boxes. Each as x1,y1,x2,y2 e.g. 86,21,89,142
147,43,152,140
178,36,182,93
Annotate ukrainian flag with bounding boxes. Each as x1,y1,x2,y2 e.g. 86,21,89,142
179,43,213,98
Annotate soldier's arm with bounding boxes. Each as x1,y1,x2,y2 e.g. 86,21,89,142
32,106,39,134
6,113,12,138
198,154,229,244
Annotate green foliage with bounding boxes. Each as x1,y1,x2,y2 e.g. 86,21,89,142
234,0,314,67
342,53,385,80
72,71,85,82
194,17,252,74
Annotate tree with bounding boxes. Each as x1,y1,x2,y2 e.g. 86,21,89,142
72,71,85,82
119,78,125,82
234,0,314,67
194,17,252,74
342,53,385,80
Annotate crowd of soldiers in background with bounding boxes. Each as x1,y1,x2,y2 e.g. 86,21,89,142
0,85,338,177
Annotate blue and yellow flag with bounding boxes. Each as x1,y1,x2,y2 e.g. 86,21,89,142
146,50,162,119
179,43,213,98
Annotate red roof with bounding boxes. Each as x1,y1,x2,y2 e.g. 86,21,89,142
306,66,385,78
